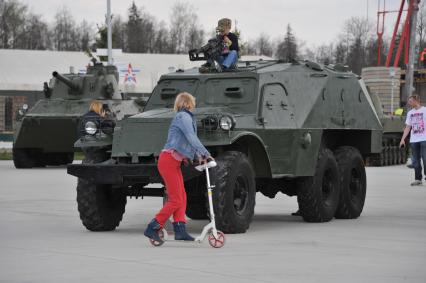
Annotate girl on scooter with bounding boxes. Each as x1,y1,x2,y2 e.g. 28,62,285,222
144,92,213,243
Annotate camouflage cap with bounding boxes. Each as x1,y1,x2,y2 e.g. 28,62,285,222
216,18,232,32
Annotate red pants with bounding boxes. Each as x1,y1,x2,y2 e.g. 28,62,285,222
155,151,187,226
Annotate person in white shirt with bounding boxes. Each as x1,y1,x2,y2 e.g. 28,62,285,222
400,95,426,186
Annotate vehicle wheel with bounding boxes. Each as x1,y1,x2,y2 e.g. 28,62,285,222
334,146,367,219
45,152,74,166
185,177,209,220
76,178,126,231
401,147,408,164
389,145,394,165
186,197,209,220
383,146,389,166
13,148,37,168
379,151,385,166
211,151,256,234
59,152,74,164
297,148,340,222
393,146,398,165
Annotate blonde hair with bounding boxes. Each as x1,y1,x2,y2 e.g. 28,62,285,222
409,94,421,102
89,100,104,115
174,92,196,112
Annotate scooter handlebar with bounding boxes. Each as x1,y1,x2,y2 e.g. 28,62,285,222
195,160,217,171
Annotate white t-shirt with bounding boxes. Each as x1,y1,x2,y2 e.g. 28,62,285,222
406,106,426,143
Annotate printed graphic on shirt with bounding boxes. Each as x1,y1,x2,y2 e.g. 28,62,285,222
410,112,425,135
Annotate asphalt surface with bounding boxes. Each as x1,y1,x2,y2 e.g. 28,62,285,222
0,160,425,283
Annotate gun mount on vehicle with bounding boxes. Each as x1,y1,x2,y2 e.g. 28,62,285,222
188,35,224,63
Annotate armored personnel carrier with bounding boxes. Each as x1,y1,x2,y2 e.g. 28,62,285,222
68,60,383,233
13,62,144,168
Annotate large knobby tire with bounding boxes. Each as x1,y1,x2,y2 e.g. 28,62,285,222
211,151,256,234
76,178,127,231
334,146,366,219
186,197,209,220
51,152,72,165
44,152,74,166
13,148,38,168
76,154,126,231
297,148,340,222
185,176,209,220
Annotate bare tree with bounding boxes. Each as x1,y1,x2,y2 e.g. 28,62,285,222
52,6,78,51
152,20,170,53
185,16,205,51
334,41,347,64
22,12,51,50
253,33,273,57
339,17,375,73
169,1,204,53
301,46,315,61
112,15,126,50
242,41,257,56
343,17,374,45
0,0,27,48
315,43,334,65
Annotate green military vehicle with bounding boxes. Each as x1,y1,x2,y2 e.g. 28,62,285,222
68,60,383,234
13,61,144,168
366,89,408,166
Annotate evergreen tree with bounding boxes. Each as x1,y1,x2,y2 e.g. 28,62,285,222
276,24,298,62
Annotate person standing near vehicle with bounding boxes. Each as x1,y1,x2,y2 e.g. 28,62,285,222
144,92,213,243
400,94,426,186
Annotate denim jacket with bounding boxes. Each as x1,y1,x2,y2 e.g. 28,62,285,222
163,109,210,160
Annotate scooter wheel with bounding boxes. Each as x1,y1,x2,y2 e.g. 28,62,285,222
208,231,225,248
149,228,167,247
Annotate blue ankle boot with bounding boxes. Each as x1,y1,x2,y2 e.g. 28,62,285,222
144,219,163,243
173,222,195,241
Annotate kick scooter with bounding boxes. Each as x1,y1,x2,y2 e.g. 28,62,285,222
149,160,226,248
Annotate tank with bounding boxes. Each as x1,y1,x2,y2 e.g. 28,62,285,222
12,61,145,168
67,60,383,233
361,67,408,166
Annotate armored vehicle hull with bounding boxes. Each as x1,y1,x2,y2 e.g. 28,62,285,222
13,63,144,168
68,60,382,233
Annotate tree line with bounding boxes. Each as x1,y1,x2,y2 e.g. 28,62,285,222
2,0,426,75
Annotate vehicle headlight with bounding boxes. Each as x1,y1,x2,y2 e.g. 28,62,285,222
22,104,28,110
219,115,235,131
85,121,98,135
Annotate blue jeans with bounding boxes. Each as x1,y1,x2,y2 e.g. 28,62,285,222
410,141,426,180
217,50,238,69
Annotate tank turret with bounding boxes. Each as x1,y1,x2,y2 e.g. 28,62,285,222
52,71,82,94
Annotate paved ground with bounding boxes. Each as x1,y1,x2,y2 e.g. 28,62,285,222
0,160,425,283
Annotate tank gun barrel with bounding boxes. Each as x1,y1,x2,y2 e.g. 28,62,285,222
52,71,81,92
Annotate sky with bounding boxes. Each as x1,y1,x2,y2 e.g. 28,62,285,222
20,0,400,48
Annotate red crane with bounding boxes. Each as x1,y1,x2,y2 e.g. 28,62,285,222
377,0,419,67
